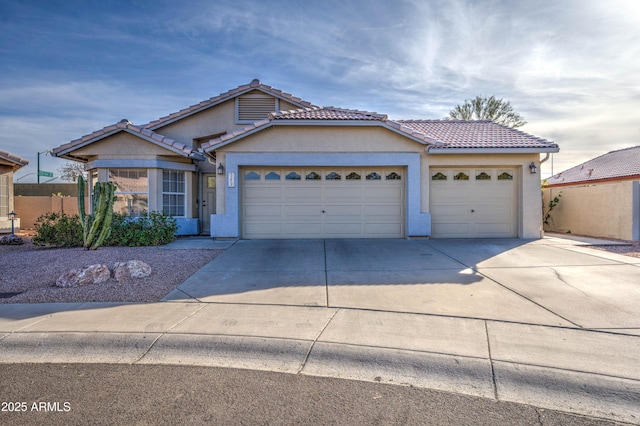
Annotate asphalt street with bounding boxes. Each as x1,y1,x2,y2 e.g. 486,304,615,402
0,364,622,425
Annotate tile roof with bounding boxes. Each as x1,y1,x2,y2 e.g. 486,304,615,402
143,79,317,130
201,107,442,150
397,120,558,150
202,111,559,152
271,106,388,121
545,146,640,186
0,149,29,170
52,119,197,159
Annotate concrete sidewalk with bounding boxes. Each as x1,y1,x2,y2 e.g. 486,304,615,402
1,236,639,424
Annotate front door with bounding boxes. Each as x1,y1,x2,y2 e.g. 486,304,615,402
202,174,216,235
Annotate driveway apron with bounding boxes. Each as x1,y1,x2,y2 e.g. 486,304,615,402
164,238,640,329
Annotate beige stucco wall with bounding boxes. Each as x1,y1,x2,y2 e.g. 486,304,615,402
73,132,175,159
220,125,422,153
543,180,638,240
14,195,80,229
155,94,300,146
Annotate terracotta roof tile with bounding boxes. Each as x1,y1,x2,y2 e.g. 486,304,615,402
398,120,557,150
545,146,640,186
0,149,29,170
143,79,317,130
269,106,388,121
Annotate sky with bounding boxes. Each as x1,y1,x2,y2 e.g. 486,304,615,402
1,0,639,181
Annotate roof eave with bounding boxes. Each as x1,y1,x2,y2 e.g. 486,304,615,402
146,86,316,131
53,128,193,160
427,147,560,154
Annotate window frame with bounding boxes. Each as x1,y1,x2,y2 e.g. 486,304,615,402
162,170,186,217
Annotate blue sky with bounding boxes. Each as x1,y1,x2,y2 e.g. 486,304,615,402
2,0,639,181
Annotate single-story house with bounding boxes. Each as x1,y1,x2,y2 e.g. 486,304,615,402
543,146,640,241
0,149,29,233
53,79,559,239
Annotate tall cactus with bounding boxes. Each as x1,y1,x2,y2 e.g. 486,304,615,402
77,176,116,250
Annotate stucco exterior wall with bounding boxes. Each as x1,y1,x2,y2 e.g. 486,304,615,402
223,125,422,153
543,180,639,240
74,132,172,158
14,195,79,229
154,95,300,147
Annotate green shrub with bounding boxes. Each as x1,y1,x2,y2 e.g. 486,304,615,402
33,212,83,248
106,211,178,247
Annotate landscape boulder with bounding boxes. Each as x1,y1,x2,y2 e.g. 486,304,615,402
113,260,152,282
55,264,110,288
0,234,24,245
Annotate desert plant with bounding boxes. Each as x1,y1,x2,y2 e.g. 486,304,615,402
32,212,83,248
106,211,178,247
78,176,116,250
543,192,562,225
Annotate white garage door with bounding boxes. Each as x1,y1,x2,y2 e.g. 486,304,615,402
241,167,405,239
430,168,517,238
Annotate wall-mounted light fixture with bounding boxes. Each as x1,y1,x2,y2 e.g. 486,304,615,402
217,163,225,175
529,162,537,174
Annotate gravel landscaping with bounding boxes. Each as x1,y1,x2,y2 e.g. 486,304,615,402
0,236,222,304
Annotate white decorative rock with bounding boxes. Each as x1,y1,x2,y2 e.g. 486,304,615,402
55,264,110,288
113,260,152,282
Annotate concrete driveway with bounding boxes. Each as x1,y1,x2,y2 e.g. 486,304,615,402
163,237,640,330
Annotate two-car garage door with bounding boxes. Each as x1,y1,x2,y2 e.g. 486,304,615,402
241,167,405,239
240,166,517,239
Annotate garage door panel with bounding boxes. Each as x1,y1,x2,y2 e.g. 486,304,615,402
363,187,403,200
325,223,363,235
364,223,404,236
363,205,403,216
242,167,404,239
284,223,323,235
285,187,322,200
244,223,282,235
284,205,323,217
475,223,514,235
244,205,282,217
433,223,471,235
325,205,363,216
324,187,363,199
245,187,281,199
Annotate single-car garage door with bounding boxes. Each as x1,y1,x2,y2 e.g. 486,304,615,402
430,168,517,238
241,167,404,239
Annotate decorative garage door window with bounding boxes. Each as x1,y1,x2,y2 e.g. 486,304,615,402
454,171,469,180
242,168,403,182
386,172,401,180
366,172,381,180
286,171,301,180
476,171,491,180
498,171,513,180
244,171,260,180
265,171,280,180
305,172,321,180
432,171,447,181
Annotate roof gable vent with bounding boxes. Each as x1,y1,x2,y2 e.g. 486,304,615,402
236,93,278,123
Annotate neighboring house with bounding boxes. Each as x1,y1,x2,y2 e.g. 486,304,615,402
543,146,640,241
53,79,558,239
0,149,29,233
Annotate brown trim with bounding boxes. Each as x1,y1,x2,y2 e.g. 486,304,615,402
543,174,640,188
